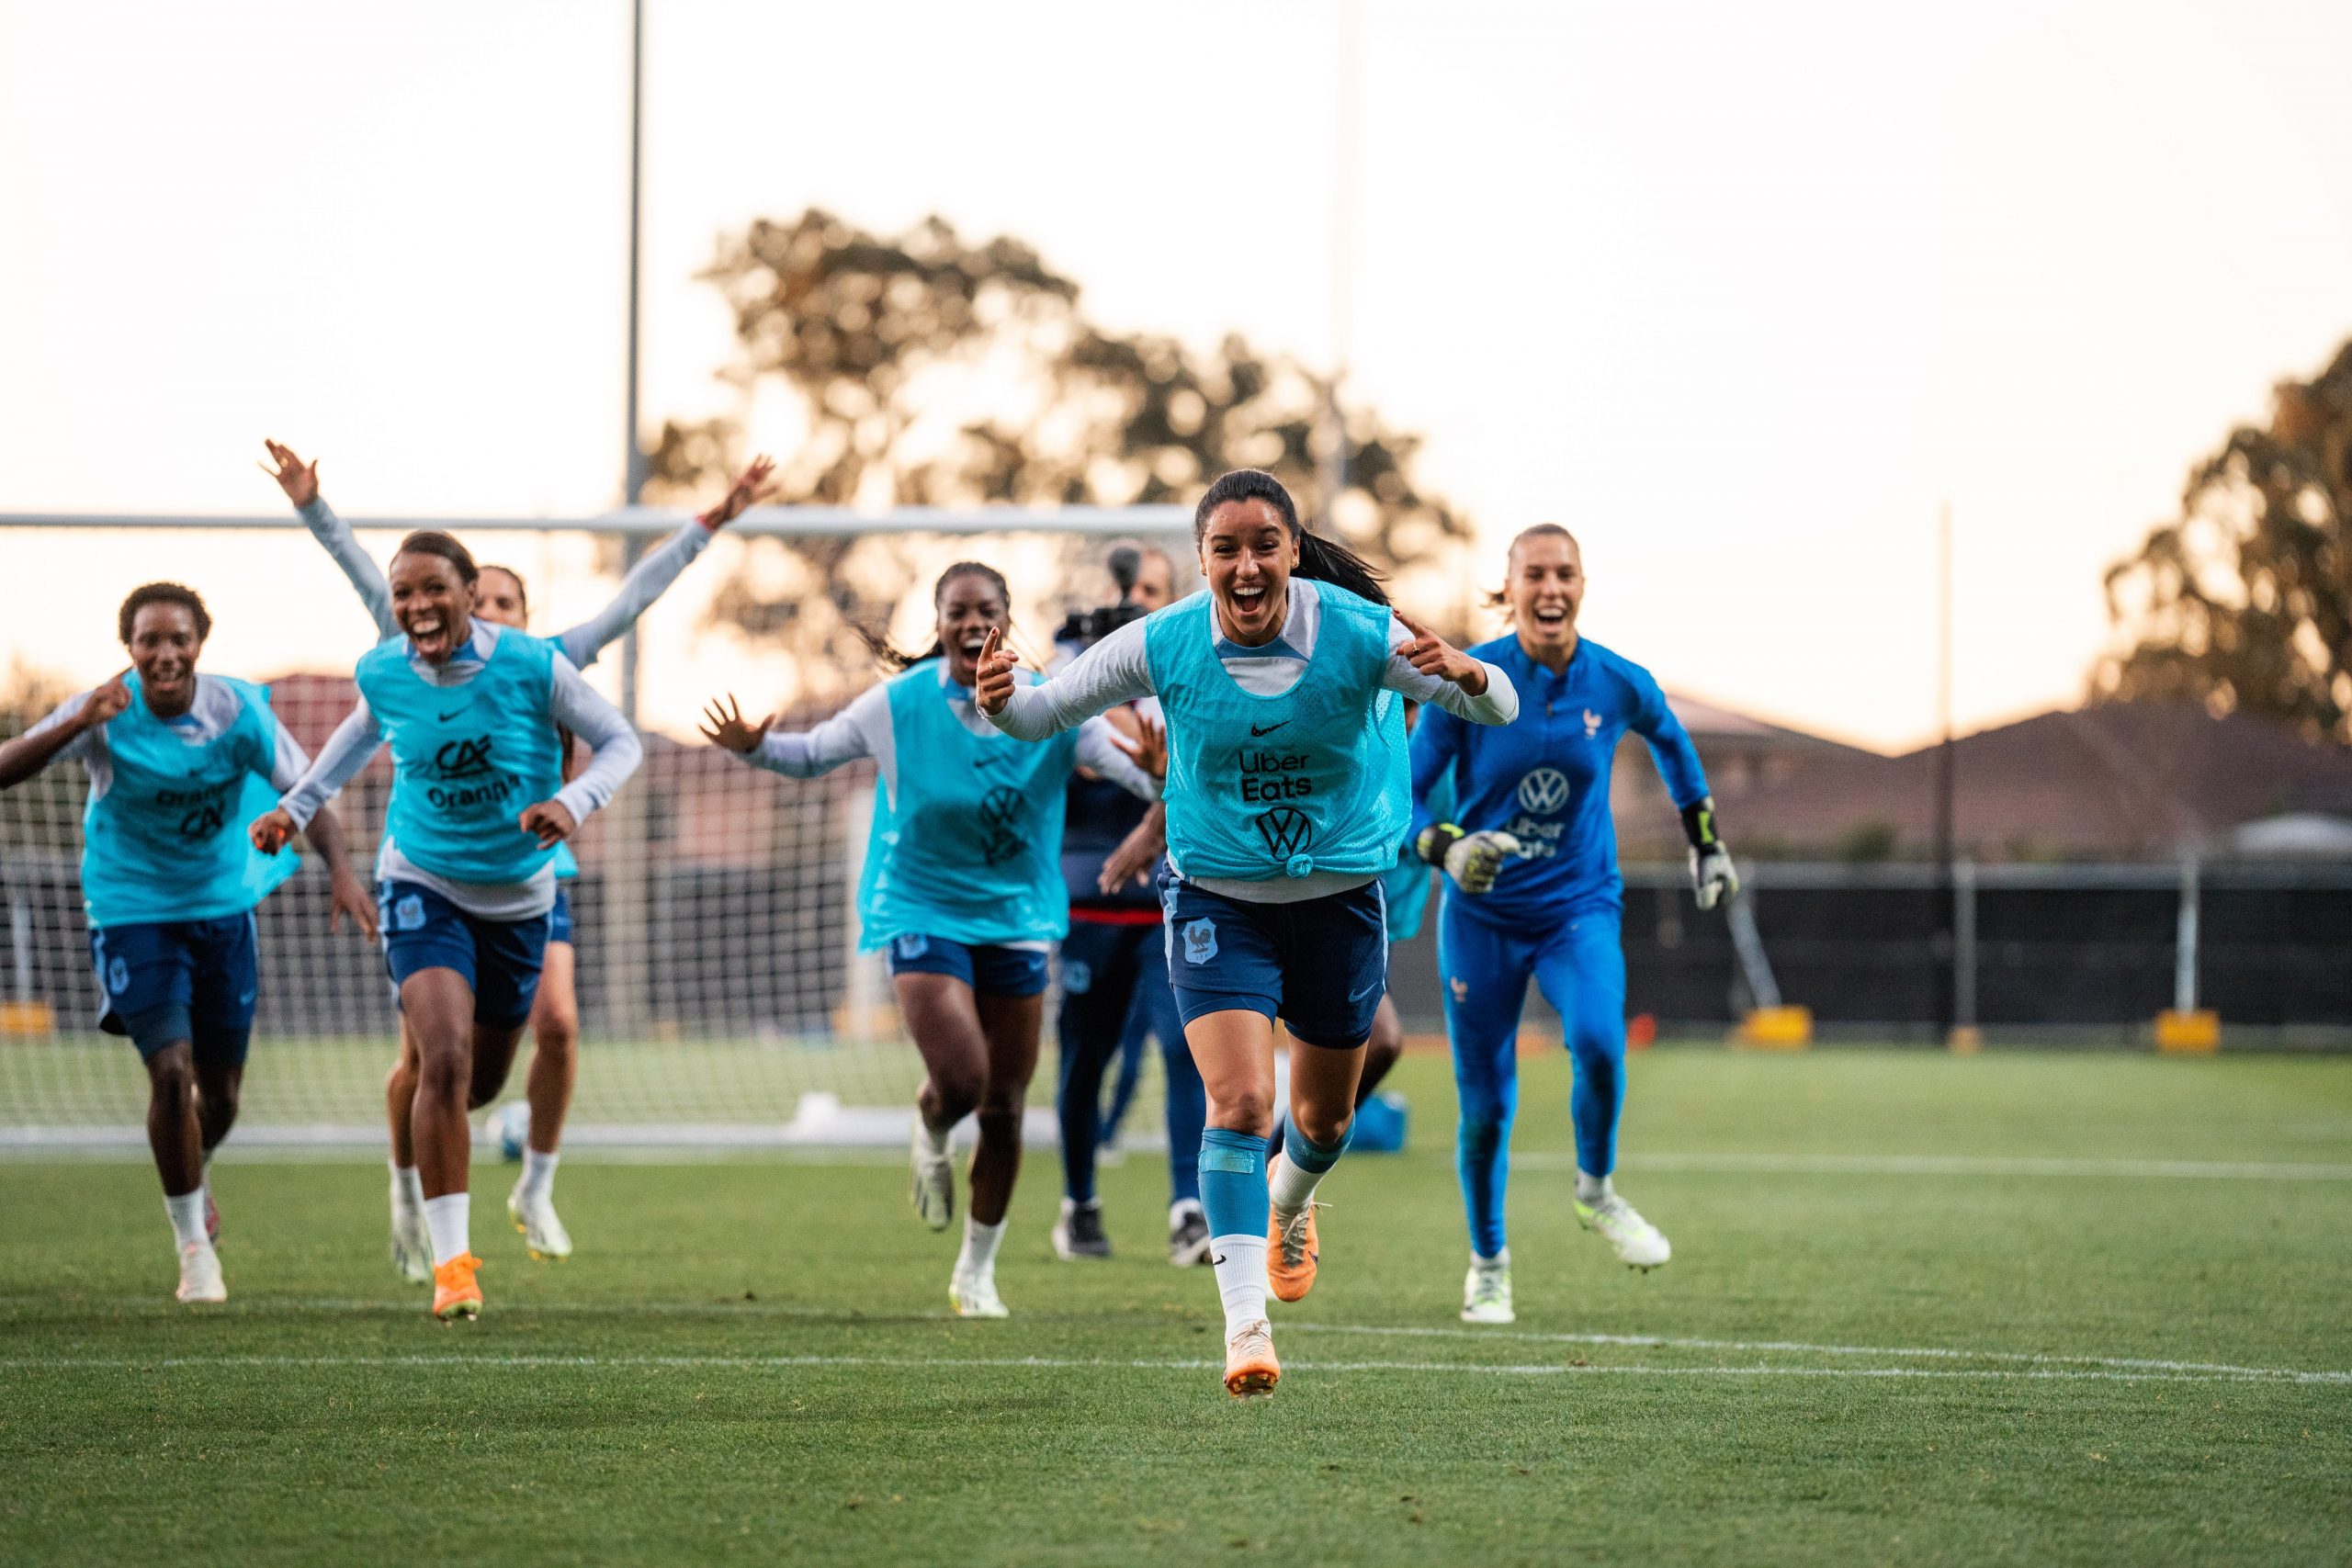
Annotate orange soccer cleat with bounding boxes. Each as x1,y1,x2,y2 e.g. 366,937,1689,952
432,1253,484,1322
1267,1199,1321,1303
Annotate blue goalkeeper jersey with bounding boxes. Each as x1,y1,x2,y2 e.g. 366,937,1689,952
1409,635,1708,924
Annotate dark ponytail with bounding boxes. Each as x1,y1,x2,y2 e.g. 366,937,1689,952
859,560,1012,672
1193,468,1388,608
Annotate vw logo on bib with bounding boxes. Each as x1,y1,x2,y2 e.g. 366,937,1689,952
1516,767,1571,815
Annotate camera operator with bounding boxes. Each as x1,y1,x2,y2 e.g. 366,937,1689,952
1047,544,1209,1266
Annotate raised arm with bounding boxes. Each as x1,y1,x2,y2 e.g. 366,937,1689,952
977,619,1157,739
700,687,879,779
555,456,775,669
263,441,397,639
0,680,125,790
1384,614,1518,726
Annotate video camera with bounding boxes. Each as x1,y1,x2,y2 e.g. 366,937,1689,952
1057,544,1148,648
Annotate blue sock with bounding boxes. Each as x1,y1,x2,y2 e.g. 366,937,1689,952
1281,1112,1349,1175
1198,1128,1269,1240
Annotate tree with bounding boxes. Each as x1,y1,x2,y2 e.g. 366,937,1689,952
2097,341,2352,742
645,210,1476,699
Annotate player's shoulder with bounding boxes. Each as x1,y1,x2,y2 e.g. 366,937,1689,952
191,673,275,734
1577,638,1661,697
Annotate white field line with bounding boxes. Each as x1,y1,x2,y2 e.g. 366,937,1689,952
3,1302,2346,1386
1547,1152,2352,1180
0,1351,2342,1386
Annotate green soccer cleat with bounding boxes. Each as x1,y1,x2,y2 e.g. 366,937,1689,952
1461,1255,1515,1324
507,1185,573,1261
1576,1193,1672,1270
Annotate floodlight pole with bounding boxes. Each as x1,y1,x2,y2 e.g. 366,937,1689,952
619,0,650,727
1320,0,1359,532
1934,502,1957,1039
609,0,653,1039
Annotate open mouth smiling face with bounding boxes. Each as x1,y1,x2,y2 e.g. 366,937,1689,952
1200,498,1297,647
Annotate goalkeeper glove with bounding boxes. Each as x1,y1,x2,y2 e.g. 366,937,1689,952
1681,797,1738,909
1415,821,1522,896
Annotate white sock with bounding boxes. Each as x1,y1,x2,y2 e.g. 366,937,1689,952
390,1160,424,1210
1210,1234,1269,1336
518,1148,560,1204
1268,1154,1329,1221
1473,1247,1510,1270
423,1192,470,1266
1170,1197,1204,1225
164,1190,209,1250
917,1117,953,1158
1576,1170,1613,1204
956,1216,1006,1280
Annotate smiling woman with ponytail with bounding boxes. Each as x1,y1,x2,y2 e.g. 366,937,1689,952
974,467,1521,1400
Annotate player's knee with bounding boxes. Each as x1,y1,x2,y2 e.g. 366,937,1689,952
146,1055,196,1107
413,1049,468,1106
973,1104,1022,1145
1206,1086,1276,1139
534,998,580,1055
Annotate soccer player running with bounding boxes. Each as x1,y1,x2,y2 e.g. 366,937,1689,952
1048,544,1214,1267
1411,524,1736,1326
0,584,375,1303
261,440,770,1274
699,561,1162,1318
978,469,1518,1398
251,531,644,1321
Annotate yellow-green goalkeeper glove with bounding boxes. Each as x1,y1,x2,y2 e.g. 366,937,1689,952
1416,822,1523,896
1681,797,1738,909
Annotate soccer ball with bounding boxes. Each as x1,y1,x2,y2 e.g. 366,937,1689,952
485,1100,531,1163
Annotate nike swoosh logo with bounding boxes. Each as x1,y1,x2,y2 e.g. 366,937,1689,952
1350,981,1380,1003
1249,720,1289,737
237,991,255,1006
1210,1252,1227,1267
436,707,466,721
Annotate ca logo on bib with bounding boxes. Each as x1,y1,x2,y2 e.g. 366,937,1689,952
1517,768,1571,815
1182,919,1218,965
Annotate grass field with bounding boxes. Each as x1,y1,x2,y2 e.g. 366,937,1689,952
6,1047,2349,1567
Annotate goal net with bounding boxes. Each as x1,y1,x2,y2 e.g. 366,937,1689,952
0,506,1186,1150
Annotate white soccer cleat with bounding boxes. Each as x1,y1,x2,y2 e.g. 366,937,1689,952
909,1119,956,1231
1576,1193,1672,1269
175,1242,226,1303
390,1197,433,1286
948,1270,1008,1318
1223,1318,1279,1399
1461,1255,1516,1324
507,1186,573,1261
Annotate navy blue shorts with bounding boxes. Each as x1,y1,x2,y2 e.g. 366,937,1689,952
549,885,575,946
378,881,551,1031
1156,869,1387,1049
884,932,1051,998
89,913,259,1065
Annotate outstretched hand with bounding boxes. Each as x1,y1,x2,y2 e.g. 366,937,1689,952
249,807,299,856
519,799,578,849
1108,711,1167,782
699,455,779,530
973,626,1020,716
1396,612,1487,695
259,439,321,508
698,694,775,754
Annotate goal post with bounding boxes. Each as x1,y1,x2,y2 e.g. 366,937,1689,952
0,504,1188,1151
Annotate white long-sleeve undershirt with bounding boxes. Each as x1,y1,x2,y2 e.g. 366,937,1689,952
987,587,1518,741
729,665,1158,810
985,588,1516,903
277,622,642,919
300,496,714,669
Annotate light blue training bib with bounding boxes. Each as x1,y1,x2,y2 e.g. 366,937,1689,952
1144,580,1407,883
79,673,298,928
357,624,565,886
855,661,1081,950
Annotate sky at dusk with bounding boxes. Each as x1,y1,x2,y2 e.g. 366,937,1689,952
5,0,2350,750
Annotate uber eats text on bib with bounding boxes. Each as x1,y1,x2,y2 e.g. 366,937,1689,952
1144,581,1407,882
356,625,565,886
